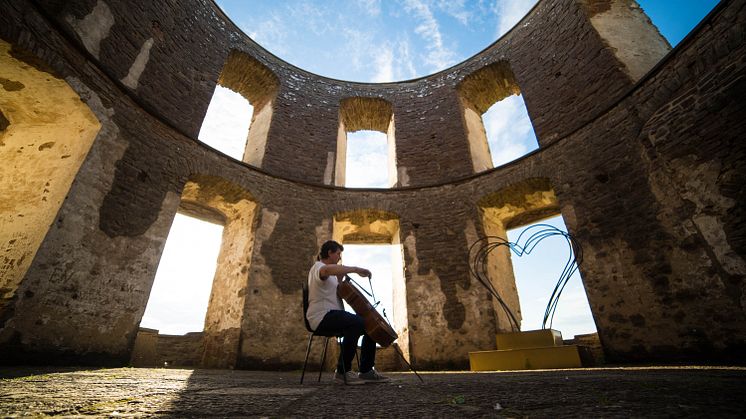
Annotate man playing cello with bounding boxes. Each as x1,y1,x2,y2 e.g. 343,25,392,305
307,240,390,384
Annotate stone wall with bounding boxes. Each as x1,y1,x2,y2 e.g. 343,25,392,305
0,0,743,369
131,328,204,368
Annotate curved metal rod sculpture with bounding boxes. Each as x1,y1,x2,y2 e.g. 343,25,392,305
468,224,584,332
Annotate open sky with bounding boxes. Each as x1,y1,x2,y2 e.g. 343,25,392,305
142,0,720,336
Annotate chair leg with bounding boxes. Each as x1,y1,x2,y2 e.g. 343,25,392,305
305,336,357,385
318,336,331,383
336,337,347,384
300,333,314,384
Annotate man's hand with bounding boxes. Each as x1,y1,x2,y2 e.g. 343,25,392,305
356,267,372,278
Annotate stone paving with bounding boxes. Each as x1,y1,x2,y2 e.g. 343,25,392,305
1,366,745,417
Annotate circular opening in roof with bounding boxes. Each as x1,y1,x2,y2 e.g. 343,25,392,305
213,0,538,83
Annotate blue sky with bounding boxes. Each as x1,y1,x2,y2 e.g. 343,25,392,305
144,0,719,336
216,0,521,82
214,0,718,82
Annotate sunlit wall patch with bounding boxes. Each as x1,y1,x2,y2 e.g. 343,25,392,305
0,40,101,318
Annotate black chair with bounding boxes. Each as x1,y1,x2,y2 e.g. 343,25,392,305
300,281,346,384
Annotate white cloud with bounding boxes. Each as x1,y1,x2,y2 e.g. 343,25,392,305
356,0,382,16
339,26,375,75
395,38,418,79
372,45,394,82
402,0,458,71
288,0,333,35
246,12,290,56
436,0,472,25
493,0,539,38
345,130,389,188
482,94,538,167
228,0,458,81
335,26,417,83
370,37,419,82
198,86,253,160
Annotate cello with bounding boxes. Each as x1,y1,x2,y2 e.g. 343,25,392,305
337,275,398,347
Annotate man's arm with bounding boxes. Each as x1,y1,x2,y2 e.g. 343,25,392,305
319,264,371,280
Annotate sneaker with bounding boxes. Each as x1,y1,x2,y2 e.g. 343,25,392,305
334,370,365,385
358,368,390,382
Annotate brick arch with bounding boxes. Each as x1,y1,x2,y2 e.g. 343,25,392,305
181,174,257,368
476,177,561,333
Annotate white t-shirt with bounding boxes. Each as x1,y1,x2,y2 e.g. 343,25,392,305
306,261,344,330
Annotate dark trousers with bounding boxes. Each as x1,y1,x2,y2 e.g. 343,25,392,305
315,310,376,373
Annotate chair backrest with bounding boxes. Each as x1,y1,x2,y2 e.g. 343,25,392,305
302,280,314,333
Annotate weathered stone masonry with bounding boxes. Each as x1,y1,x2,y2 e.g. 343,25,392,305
0,0,744,369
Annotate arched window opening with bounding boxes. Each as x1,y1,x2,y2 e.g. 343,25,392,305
478,178,598,342
132,175,257,369
332,210,409,368
336,97,397,188
458,61,538,172
199,51,278,166
140,213,223,335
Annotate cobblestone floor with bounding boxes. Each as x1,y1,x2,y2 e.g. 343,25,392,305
1,366,745,417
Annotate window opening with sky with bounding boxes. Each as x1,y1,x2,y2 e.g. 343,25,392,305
198,86,253,161
140,213,223,335
337,96,397,188
483,95,538,168
345,130,390,188
339,244,406,346
456,60,536,172
506,215,596,337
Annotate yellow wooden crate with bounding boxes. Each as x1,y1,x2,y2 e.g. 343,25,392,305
495,329,564,350
469,345,582,371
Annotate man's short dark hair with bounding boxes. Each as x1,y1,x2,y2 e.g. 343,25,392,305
319,240,344,260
